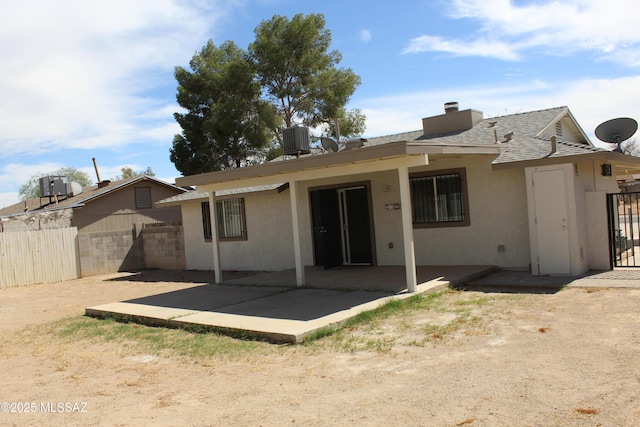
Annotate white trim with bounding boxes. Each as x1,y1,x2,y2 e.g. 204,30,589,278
289,180,305,286
398,166,418,292
209,192,222,284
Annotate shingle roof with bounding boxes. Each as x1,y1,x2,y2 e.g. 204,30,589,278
492,136,606,165
0,175,186,218
355,106,608,164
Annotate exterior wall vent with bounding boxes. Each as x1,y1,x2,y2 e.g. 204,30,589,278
555,121,563,136
283,126,311,156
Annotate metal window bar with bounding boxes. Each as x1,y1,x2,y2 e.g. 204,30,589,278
410,173,464,223
216,198,244,239
201,202,212,240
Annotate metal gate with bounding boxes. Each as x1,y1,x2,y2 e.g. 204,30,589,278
608,192,640,267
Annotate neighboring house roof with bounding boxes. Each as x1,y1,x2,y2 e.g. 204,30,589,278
0,175,187,218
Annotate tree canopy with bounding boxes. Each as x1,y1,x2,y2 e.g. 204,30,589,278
249,14,361,128
170,40,280,175
113,166,155,181
19,167,92,200
170,13,363,176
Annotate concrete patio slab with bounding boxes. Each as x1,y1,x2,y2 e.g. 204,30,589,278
85,302,200,324
86,265,496,343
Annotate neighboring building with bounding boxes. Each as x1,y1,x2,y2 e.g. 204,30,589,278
160,104,640,291
617,173,640,192
1,175,187,275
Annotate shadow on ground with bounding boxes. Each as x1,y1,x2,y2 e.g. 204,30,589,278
106,270,262,284
453,270,600,294
123,286,392,321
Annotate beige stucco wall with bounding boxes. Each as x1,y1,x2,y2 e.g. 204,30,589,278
182,191,295,271
182,154,535,271
581,161,619,271
181,154,622,273
408,156,530,268
525,160,619,276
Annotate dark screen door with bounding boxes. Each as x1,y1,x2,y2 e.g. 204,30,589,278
310,189,343,269
341,187,373,264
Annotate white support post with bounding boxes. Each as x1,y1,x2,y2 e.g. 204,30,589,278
208,192,223,284
398,166,417,292
289,180,305,286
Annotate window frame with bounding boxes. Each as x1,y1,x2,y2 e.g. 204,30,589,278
201,197,247,242
409,168,470,228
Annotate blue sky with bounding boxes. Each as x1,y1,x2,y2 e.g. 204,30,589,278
2,0,640,208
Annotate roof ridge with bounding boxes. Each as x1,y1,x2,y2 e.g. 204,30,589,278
484,106,567,120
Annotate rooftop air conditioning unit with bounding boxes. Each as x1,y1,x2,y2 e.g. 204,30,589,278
39,176,68,197
283,126,311,156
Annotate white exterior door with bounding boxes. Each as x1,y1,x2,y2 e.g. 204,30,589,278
533,169,571,274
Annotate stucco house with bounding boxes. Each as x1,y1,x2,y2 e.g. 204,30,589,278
159,104,640,292
0,175,187,275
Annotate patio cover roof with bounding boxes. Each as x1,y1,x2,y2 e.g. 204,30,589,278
176,141,498,192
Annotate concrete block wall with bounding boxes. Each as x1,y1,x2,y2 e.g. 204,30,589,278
141,224,186,270
78,229,141,276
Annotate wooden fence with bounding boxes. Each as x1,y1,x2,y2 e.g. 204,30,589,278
0,227,81,289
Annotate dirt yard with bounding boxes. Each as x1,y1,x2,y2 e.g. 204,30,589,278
1,271,639,426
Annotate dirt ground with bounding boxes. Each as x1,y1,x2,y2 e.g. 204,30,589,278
1,271,639,426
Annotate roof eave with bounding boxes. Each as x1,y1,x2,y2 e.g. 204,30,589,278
177,142,416,187
177,142,503,188
491,151,640,171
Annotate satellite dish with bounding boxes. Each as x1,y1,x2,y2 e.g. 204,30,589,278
320,137,339,153
595,117,638,153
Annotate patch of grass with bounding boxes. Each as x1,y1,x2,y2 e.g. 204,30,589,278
454,296,489,307
31,288,495,359
52,315,273,360
422,311,483,341
346,292,448,327
301,291,465,353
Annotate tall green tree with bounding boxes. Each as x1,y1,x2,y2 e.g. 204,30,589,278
248,14,361,129
19,167,92,200
170,40,280,175
170,14,364,176
323,108,366,141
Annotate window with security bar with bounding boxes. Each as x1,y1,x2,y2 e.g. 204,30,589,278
201,198,247,241
409,168,470,228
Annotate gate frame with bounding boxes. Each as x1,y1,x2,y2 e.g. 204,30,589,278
607,191,640,268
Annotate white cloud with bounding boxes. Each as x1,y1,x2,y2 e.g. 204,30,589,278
403,35,521,60
0,192,20,209
357,75,640,143
405,0,640,65
359,29,372,43
0,1,236,158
